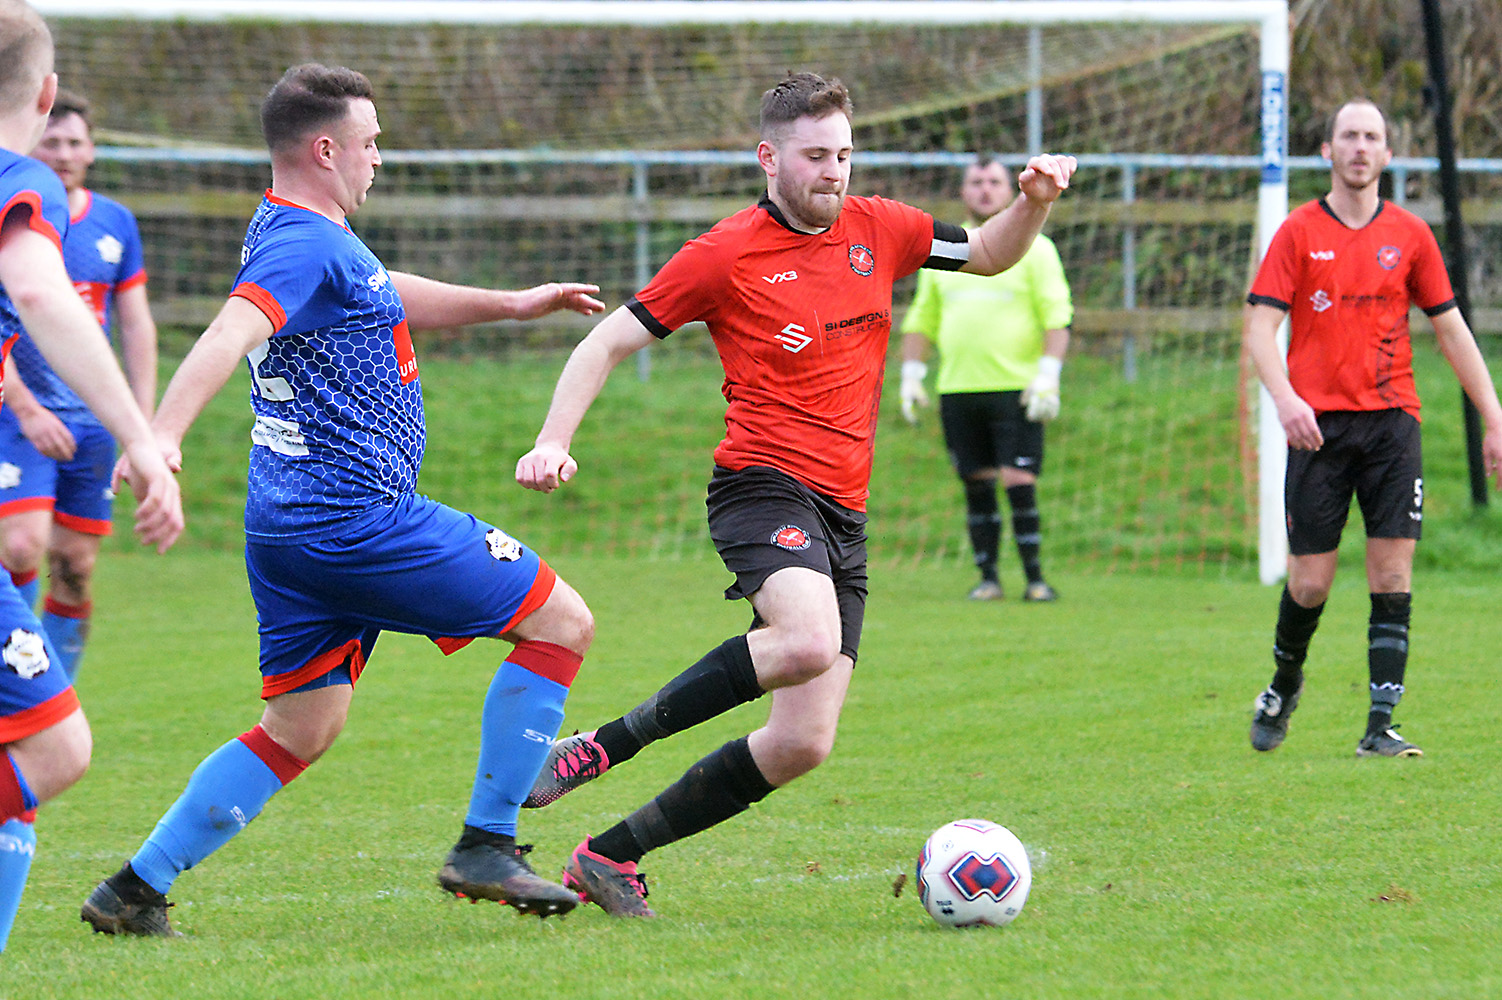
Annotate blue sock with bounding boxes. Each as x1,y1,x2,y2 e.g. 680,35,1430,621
464,659,569,837
0,817,36,953
41,609,88,682
129,737,287,896
12,573,39,611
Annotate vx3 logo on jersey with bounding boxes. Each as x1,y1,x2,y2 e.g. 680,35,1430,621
762,270,799,284
776,322,813,353
1309,249,1335,260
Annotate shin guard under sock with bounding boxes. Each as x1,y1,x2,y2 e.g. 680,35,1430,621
595,635,761,767
591,736,776,865
42,596,90,682
0,815,36,952
1005,483,1044,584
465,640,580,837
1272,587,1324,699
1367,592,1411,730
129,725,307,896
964,479,1002,582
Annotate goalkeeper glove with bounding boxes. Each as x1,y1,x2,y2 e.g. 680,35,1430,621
899,360,929,425
1022,355,1062,422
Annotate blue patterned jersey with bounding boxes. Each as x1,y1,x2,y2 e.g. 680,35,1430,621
0,150,71,407
231,191,423,544
9,189,146,424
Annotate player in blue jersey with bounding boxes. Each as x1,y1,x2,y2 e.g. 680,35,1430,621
0,89,160,681
80,63,607,937
0,1,184,954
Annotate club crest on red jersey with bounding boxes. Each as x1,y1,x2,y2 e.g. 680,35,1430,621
848,243,875,276
1377,245,1402,270
771,524,812,550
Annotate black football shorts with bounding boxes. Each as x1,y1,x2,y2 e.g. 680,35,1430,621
939,390,1045,478
706,465,868,662
1284,408,1423,555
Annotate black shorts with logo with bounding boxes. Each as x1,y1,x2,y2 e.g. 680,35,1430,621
706,465,868,662
1285,408,1423,555
939,390,1045,478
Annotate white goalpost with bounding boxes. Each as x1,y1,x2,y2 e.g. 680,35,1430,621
33,0,1292,578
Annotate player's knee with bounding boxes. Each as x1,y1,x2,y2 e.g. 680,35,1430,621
1287,579,1331,607
48,547,97,598
766,729,836,779
766,630,841,687
0,526,47,574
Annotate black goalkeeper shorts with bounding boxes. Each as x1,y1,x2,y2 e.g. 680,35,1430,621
940,390,1045,479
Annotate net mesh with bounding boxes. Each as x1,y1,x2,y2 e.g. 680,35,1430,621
51,11,1276,573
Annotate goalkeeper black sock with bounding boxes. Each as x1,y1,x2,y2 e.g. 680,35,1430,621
1367,591,1411,729
1271,586,1324,699
593,635,762,767
589,737,775,865
964,479,1001,582
1006,483,1044,584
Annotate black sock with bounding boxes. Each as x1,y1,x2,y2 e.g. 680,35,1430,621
593,635,762,767
1270,586,1324,699
589,737,775,865
1006,483,1043,584
1367,591,1411,731
964,479,1001,582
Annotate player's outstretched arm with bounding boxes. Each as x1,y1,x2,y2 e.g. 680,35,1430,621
963,153,1076,276
389,271,605,330
150,295,275,457
1431,307,1502,489
0,222,183,551
1244,302,1322,452
517,305,656,493
2,355,75,460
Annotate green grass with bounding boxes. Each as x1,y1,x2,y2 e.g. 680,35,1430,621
3,551,1500,998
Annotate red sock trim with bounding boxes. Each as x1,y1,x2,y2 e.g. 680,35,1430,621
508,640,583,688
9,569,37,588
18,808,35,824
1,754,28,824
43,596,92,619
237,724,310,786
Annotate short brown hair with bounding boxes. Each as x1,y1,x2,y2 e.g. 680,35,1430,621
0,1,53,110
260,63,374,155
49,87,90,128
759,72,853,144
1326,99,1386,144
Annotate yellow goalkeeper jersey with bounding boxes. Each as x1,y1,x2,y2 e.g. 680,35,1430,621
900,230,1072,393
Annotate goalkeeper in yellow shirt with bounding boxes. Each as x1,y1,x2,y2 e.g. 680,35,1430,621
900,155,1072,601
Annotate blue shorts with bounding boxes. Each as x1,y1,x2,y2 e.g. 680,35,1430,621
0,574,75,744
0,406,116,535
245,493,556,699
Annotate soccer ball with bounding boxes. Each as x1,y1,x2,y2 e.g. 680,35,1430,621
916,819,1032,928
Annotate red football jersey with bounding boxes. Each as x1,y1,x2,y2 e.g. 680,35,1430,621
1248,198,1456,419
630,194,968,509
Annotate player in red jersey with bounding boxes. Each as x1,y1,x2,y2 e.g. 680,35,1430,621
1244,99,1502,759
514,72,1075,916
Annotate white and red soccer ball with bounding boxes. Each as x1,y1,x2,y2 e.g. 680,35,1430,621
916,819,1032,928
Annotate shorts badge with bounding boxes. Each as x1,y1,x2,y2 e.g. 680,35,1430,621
3,628,50,679
485,528,523,562
771,525,812,551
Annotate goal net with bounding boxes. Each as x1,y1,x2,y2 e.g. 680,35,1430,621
38,1,1287,577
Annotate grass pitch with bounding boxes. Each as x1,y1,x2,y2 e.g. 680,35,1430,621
3,549,1500,999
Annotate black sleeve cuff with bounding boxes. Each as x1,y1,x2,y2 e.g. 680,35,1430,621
1246,293,1290,310
1423,298,1458,318
626,297,672,339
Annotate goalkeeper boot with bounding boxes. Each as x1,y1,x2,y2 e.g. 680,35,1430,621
438,826,577,917
563,839,655,918
523,730,610,808
1249,683,1301,752
1356,725,1423,758
967,580,1003,602
1023,581,1058,602
80,862,182,938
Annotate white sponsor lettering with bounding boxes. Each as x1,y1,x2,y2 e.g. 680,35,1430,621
251,414,309,456
761,270,798,284
1310,290,1333,313
1309,250,1334,260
